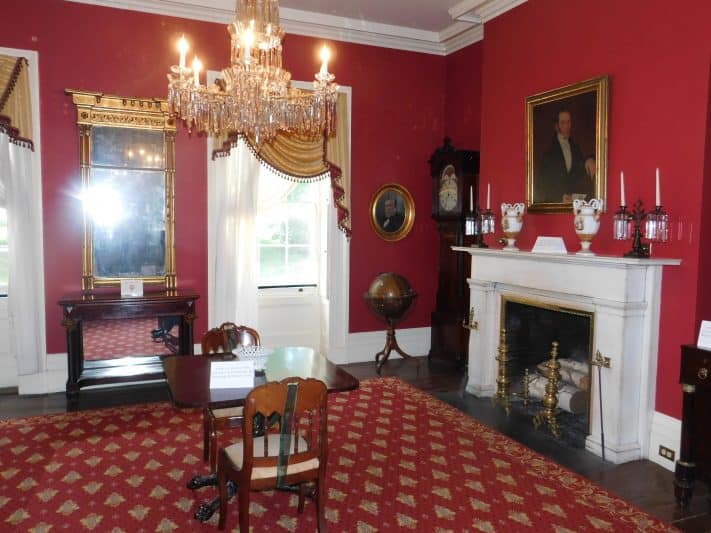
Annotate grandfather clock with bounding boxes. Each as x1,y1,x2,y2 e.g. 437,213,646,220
428,138,480,366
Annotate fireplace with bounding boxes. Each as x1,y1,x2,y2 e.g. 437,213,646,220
501,297,593,446
454,247,680,463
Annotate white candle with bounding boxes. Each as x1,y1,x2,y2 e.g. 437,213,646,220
192,56,202,86
319,45,331,76
620,171,626,207
486,182,491,210
655,167,661,206
178,35,188,69
469,186,473,211
243,28,254,64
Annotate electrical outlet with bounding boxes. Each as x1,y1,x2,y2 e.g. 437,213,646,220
658,445,675,462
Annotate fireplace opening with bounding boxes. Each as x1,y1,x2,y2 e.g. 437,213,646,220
501,297,593,447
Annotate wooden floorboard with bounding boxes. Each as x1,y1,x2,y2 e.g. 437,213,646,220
1,355,709,531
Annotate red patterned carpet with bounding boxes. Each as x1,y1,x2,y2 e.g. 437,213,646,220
0,378,676,531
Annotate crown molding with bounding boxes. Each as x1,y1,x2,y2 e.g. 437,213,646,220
64,0,523,54
449,0,526,24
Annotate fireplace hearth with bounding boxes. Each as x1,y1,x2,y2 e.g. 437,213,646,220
499,297,593,446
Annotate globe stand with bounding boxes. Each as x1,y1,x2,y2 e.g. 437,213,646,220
375,317,414,374
363,273,418,375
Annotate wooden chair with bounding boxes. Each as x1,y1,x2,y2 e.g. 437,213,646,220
220,322,261,350
201,327,230,355
200,325,260,472
217,377,328,531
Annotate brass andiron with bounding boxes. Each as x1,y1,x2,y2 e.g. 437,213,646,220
533,341,562,438
462,307,479,330
492,328,511,413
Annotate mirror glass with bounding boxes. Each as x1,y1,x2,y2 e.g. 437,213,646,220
82,317,179,361
90,127,167,278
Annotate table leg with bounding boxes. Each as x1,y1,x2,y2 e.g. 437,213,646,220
192,480,237,522
187,473,217,490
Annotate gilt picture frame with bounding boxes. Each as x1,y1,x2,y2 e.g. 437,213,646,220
526,76,608,213
370,183,415,242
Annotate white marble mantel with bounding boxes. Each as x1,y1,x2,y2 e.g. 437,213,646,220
453,247,681,463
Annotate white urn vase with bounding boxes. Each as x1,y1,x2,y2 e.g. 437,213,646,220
572,198,603,255
501,202,525,251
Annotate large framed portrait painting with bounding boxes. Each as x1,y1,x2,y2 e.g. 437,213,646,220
526,76,608,213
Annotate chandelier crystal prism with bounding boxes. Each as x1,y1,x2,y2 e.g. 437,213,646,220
167,0,338,143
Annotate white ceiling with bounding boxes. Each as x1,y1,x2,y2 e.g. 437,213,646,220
68,0,526,55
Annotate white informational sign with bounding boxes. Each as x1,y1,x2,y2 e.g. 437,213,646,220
210,360,255,389
532,236,567,255
697,320,711,350
121,278,144,297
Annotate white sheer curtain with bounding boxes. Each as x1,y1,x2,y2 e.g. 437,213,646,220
0,133,46,375
208,137,261,329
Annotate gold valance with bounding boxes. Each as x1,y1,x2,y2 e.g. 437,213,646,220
0,54,32,148
213,91,351,236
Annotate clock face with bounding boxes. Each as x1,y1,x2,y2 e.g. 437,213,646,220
438,164,458,212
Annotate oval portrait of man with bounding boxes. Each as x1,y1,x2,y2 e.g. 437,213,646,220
369,184,415,242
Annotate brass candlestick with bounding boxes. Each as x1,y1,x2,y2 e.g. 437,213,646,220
533,341,562,438
492,328,511,414
462,307,479,330
522,368,530,408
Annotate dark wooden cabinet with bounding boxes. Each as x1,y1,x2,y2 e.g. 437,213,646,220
428,139,480,366
59,290,199,398
674,344,711,506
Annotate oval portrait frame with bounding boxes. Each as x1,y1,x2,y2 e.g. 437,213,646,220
369,183,415,242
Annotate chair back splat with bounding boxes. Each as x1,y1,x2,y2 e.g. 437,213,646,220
218,377,328,531
220,322,261,349
201,327,229,355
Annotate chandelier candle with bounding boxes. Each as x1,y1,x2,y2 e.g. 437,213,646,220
178,35,188,69
655,168,661,206
620,171,626,206
319,46,330,76
167,0,339,142
192,56,201,86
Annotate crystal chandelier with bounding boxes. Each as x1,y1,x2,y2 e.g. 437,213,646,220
167,0,338,144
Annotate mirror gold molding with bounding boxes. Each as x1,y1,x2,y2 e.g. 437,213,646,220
65,89,177,292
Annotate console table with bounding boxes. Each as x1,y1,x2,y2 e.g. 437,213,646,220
674,344,711,506
59,290,199,398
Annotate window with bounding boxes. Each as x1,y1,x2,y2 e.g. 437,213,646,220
0,208,7,295
257,169,327,288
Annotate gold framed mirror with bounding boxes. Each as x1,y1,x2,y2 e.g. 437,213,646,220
66,89,177,291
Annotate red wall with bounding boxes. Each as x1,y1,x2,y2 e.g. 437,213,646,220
445,42,483,151
696,59,711,327
468,0,711,418
1,0,445,353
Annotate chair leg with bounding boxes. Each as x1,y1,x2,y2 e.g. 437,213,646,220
209,425,218,473
316,473,325,532
202,410,210,462
297,483,306,513
217,452,228,530
239,483,250,533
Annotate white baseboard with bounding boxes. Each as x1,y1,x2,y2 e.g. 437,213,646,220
343,327,430,364
648,411,681,471
0,359,18,388
17,353,66,395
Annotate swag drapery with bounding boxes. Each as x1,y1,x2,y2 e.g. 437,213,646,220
0,53,46,377
207,91,350,330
